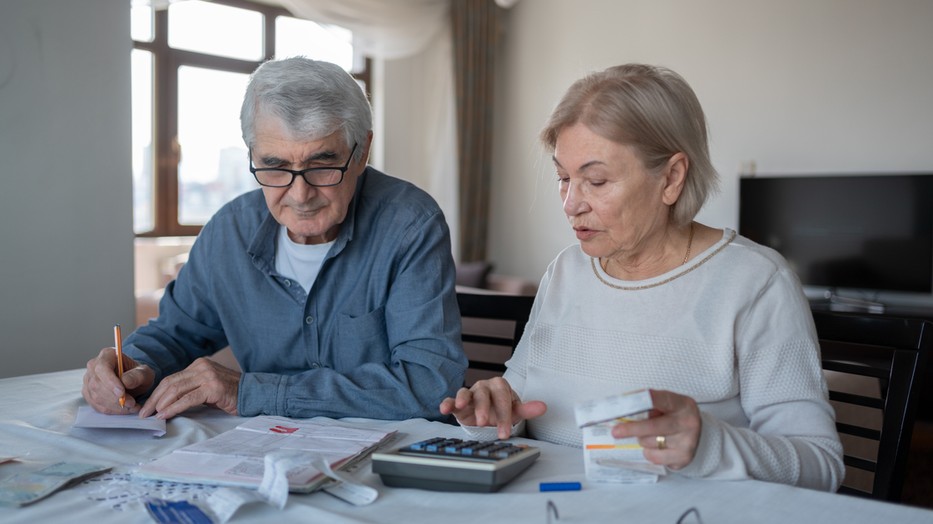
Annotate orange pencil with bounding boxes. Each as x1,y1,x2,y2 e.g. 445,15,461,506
114,324,125,408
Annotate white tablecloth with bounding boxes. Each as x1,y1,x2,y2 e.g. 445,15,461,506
1,369,931,524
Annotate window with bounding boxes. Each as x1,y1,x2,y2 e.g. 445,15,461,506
131,0,369,236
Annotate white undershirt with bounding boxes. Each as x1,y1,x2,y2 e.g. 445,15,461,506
274,225,334,294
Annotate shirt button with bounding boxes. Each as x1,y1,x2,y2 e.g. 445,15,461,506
305,316,314,324
310,363,320,369
284,280,291,287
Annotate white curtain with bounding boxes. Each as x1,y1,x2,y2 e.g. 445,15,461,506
277,0,450,60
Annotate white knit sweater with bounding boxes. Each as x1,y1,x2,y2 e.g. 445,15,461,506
463,229,844,491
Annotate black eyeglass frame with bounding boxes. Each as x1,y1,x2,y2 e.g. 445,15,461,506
248,143,358,188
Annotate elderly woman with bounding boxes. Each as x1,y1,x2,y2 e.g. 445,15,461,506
440,64,844,491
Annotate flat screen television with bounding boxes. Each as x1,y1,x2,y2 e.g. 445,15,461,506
738,173,933,298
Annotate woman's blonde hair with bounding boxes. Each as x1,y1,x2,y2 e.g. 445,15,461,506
540,64,718,226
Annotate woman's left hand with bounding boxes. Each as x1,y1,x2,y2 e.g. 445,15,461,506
610,389,701,470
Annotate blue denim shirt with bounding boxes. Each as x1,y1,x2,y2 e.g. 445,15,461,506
124,167,466,420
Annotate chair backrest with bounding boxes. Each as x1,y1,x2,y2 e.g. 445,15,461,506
813,310,932,502
456,292,535,385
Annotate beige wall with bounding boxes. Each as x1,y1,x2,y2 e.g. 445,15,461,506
0,0,135,378
488,0,933,302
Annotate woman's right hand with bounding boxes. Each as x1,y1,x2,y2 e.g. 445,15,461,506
439,377,547,439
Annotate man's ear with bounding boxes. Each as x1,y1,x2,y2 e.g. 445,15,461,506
359,131,374,164
661,152,689,206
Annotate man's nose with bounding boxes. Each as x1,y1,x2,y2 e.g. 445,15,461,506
288,175,318,198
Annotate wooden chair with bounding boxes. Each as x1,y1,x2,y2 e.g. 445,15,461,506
456,292,535,385
813,310,932,502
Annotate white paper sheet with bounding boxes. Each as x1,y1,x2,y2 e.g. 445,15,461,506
72,405,166,437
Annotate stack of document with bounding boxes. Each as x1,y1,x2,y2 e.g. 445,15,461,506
136,416,395,493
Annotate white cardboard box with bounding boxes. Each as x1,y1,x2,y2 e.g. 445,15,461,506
575,389,666,483
574,388,653,427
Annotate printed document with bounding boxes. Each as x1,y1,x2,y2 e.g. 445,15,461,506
136,416,395,493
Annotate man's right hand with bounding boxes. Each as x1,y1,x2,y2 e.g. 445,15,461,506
438,377,547,439
82,347,154,415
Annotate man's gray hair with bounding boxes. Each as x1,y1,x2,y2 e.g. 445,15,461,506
241,57,371,162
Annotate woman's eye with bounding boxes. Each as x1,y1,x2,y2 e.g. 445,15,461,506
590,180,606,187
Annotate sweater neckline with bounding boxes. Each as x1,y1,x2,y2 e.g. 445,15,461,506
591,228,737,290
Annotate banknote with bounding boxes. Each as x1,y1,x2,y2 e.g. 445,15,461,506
0,462,111,507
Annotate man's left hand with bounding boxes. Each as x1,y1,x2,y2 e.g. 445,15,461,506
138,357,241,420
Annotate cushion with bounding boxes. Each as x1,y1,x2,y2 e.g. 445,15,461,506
456,261,494,289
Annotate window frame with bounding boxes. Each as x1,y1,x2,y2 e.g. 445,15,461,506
133,0,370,237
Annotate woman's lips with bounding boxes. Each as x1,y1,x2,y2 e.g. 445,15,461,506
574,227,598,241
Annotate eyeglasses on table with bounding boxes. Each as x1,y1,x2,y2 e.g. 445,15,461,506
544,500,704,524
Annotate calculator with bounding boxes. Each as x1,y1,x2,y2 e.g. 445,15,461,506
371,437,540,492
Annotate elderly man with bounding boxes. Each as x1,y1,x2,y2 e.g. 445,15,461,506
83,57,466,420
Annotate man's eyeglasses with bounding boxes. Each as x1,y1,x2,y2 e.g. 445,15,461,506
249,143,358,188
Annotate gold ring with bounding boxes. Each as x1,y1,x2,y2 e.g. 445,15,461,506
656,435,667,450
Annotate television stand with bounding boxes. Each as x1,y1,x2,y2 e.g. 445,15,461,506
810,290,886,315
